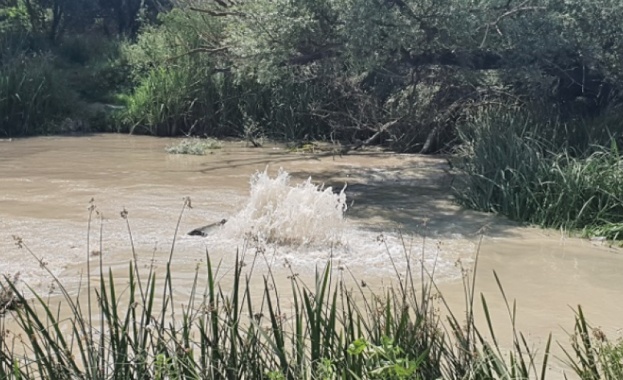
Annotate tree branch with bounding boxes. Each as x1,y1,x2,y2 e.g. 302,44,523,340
190,7,245,17
286,48,341,65
478,1,546,47
352,119,401,150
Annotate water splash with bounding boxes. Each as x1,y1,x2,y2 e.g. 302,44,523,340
223,169,347,246
214,169,472,281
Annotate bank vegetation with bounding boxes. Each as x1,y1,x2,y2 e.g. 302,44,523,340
0,0,620,149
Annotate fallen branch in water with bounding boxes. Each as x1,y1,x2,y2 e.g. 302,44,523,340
338,119,401,155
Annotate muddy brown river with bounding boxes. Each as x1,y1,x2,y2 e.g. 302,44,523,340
1,134,622,378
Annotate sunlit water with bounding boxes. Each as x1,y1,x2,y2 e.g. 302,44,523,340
1,134,622,379
0,135,478,292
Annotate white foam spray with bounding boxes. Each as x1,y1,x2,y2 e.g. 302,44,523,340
203,168,475,280
223,169,347,246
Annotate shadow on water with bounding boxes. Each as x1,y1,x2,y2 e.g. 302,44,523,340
286,163,523,239
187,147,523,239
192,151,358,174
199,153,325,173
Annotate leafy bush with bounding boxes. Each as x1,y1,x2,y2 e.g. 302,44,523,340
0,30,127,136
0,52,74,136
54,34,132,105
118,9,230,136
209,0,623,151
0,4,30,34
57,35,94,64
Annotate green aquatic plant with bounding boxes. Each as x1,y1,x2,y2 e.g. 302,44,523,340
454,108,623,240
165,137,223,155
0,52,74,136
0,273,22,315
562,306,623,380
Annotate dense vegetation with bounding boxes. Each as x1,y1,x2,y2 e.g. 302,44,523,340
1,0,621,148
452,108,623,239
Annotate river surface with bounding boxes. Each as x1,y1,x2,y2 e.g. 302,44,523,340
1,134,622,378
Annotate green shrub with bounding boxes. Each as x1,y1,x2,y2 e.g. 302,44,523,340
53,34,132,104
0,5,30,35
121,66,211,135
118,9,229,136
117,4,356,140
0,52,74,136
2,0,623,148
452,109,549,216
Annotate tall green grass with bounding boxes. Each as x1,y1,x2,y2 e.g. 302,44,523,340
122,66,209,136
0,30,130,136
0,52,74,136
454,108,623,239
563,306,623,380
0,200,555,379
